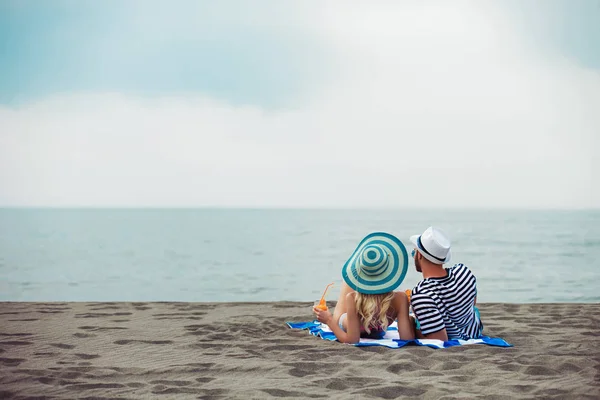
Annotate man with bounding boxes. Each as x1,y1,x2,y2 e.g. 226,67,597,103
409,226,483,341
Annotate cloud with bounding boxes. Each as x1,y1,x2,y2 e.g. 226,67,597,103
0,1,598,208
0,1,332,107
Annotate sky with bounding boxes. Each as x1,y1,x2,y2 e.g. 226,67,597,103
0,0,598,208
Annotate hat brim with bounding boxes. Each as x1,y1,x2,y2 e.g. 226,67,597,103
409,235,452,265
342,232,408,294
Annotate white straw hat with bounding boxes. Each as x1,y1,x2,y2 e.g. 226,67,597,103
410,227,452,265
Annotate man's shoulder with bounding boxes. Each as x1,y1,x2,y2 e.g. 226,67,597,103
412,279,429,293
411,282,436,299
449,262,468,271
449,263,475,278
410,289,436,306
412,263,475,295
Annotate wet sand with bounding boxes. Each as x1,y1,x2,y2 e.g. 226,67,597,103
1,302,599,399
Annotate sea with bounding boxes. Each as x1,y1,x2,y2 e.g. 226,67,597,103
0,208,598,303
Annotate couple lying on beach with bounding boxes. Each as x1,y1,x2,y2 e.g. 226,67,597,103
313,227,483,344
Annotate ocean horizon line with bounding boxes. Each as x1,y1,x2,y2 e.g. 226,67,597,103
0,206,598,212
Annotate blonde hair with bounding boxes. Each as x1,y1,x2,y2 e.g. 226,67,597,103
355,291,395,334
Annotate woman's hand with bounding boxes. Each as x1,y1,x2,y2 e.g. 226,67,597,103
312,306,333,325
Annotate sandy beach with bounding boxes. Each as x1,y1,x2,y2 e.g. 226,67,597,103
0,302,598,399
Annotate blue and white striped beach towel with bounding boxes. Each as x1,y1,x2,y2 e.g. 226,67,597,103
287,320,512,349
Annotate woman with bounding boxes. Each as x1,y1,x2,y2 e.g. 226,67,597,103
313,232,415,344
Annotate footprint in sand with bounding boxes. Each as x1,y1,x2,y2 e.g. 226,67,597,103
78,326,128,331
0,357,25,366
73,332,96,338
113,339,174,345
7,318,38,322
151,387,199,395
33,352,59,357
262,388,327,398
0,333,33,337
75,312,133,318
0,340,33,346
65,383,125,390
73,353,100,360
50,343,76,349
360,386,427,399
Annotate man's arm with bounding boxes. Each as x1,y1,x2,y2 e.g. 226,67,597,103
416,327,448,341
411,291,449,342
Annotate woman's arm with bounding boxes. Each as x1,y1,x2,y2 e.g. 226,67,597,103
314,292,360,344
393,291,415,340
332,281,354,325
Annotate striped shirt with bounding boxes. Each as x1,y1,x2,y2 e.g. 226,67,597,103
411,263,482,340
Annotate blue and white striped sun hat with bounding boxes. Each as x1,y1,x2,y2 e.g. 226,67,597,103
341,232,409,295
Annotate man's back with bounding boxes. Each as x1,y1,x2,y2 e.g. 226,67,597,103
411,263,482,340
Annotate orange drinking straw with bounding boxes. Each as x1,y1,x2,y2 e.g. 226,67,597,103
316,282,334,310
